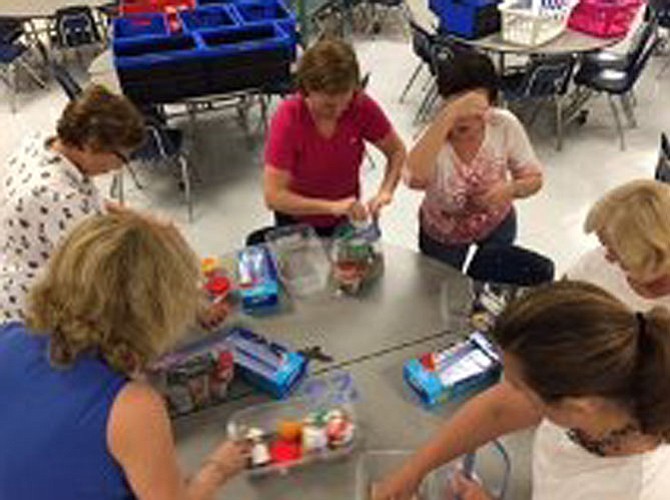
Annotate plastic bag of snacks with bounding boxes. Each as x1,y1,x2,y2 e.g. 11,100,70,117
331,220,384,295
149,334,234,417
469,282,526,333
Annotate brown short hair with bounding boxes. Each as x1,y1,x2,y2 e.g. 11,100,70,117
296,38,360,94
27,212,201,375
494,281,670,440
56,84,146,153
585,180,670,281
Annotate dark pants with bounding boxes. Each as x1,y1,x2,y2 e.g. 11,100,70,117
419,210,517,272
245,212,340,246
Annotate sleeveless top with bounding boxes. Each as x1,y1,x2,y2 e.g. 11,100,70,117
0,322,134,499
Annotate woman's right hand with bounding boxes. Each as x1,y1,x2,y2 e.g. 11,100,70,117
330,197,369,222
204,440,250,485
442,91,490,123
371,464,424,500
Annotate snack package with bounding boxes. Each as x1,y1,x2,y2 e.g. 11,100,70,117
332,221,384,295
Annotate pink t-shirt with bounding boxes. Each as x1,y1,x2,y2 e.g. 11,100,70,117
420,108,541,245
264,92,392,227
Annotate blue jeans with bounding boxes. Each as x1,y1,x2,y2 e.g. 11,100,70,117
419,209,517,271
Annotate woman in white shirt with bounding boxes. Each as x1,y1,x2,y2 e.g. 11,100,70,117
405,50,543,271
0,85,145,323
567,180,670,311
373,281,670,500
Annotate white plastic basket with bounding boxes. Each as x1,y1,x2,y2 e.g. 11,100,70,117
498,0,576,47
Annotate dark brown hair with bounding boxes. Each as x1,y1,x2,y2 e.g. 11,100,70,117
493,280,670,439
56,85,145,153
296,38,360,95
436,50,499,104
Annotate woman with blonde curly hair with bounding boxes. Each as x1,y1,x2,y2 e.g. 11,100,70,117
0,212,247,499
567,179,670,310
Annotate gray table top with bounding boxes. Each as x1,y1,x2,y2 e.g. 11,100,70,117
170,244,532,499
174,336,534,500
0,0,108,18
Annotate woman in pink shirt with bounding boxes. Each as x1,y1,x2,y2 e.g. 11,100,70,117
258,38,406,239
406,51,543,271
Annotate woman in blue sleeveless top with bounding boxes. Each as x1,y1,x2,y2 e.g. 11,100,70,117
0,212,248,499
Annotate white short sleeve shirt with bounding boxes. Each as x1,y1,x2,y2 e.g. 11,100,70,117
0,133,103,323
533,419,670,500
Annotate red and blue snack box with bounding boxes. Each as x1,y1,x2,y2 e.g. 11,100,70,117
404,332,502,407
149,334,234,417
236,246,280,315
226,327,308,399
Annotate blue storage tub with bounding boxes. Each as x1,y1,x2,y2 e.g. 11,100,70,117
197,0,236,5
430,0,501,39
114,33,203,70
233,0,296,37
113,13,169,39
179,5,238,32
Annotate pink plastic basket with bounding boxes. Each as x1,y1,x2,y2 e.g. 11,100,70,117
568,0,643,38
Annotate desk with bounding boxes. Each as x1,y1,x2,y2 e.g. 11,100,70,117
172,244,534,499
462,29,620,56
0,0,108,19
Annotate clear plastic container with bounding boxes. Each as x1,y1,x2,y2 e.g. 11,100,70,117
227,397,359,476
356,442,510,500
265,224,331,298
331,221,384,295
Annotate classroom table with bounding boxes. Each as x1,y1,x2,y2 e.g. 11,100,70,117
171,244,534,499
0,0,109,19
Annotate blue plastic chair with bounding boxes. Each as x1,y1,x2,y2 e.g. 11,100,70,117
0,21,46,112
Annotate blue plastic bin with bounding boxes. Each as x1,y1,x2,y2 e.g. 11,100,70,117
113,13,169,39
232,0,296,39
198,23,294,95
430,0,501,39
179,5,238,32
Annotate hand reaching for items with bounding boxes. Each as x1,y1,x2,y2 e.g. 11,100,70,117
450,471,494,500
367,190,393,219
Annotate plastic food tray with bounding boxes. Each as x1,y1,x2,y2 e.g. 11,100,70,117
356,444,511,500
227,397,358,476
265,224,331,298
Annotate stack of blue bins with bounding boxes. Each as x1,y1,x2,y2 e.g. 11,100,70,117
429,0,501,39
112,0,297,104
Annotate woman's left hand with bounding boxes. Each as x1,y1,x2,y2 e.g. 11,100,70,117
472,181,514,209
199,300,231,330
367,191,394,219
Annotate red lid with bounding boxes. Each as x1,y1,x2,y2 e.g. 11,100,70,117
205,276,231,296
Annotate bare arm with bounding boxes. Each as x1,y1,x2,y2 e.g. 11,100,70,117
367,130,407,217
373,381,542,500
263,166,363,218
511,170,542,199
108,382,247,500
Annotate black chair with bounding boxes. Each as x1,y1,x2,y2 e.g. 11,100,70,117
466,245,555,287
655,133,670,182
501,54,576,151
399,20,435,103
573,31,660,150
50,61,83,100
579,19,657,75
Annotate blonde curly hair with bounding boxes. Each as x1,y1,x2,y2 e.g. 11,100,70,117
585,180,670,282
26,212,201,375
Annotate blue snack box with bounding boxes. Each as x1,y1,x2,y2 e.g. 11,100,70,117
236,245,280,314
226,327,308,399
404,332,502,407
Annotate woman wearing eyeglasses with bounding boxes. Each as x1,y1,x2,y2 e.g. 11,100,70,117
0,84,145,324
